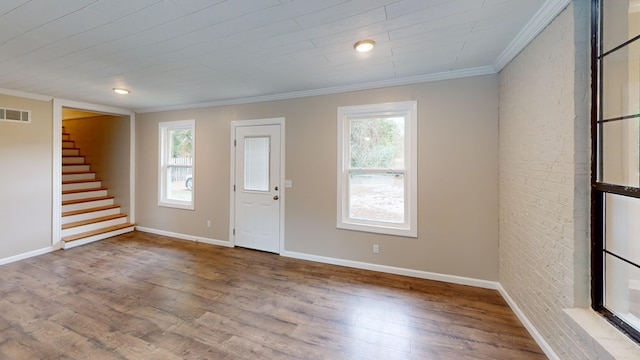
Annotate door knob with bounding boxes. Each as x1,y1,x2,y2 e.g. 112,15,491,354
273,195,279,200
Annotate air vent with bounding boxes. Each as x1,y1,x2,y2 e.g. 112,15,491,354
0,107,31,123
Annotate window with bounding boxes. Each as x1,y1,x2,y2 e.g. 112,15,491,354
159,120,195,210
592,0,640,343
337,101,417,237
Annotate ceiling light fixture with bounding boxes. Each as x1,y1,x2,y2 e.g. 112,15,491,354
354,39,375,53
113,88,130,95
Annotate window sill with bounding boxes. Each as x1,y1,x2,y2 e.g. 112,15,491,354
337,222,417,238
157,202,194,211
563,308,640,359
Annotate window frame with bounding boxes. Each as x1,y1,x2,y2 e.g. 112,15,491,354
158,119,195,210
591,0,640,344
336,101,417,238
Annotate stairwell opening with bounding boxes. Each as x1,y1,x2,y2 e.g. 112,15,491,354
60,108,134,248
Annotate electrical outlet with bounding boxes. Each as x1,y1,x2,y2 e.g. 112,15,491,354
373,244,379,254
207,220,211,228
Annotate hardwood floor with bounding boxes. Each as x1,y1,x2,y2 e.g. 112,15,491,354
0,232,546,359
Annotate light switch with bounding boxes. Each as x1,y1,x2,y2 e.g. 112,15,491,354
285,180,292,188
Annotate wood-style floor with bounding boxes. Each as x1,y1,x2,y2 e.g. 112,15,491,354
0,231,546,359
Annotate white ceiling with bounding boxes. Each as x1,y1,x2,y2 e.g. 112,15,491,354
0,0,567,112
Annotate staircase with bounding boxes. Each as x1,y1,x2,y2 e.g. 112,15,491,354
61,127,134,249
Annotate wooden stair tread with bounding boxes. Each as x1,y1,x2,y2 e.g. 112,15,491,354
62,204,120,217
62,223,135,243
62,195,114,206
62,171,95,175
62,187,107,195
62,178,102,185
62,213,127,230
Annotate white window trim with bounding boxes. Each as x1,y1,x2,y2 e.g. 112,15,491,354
158,119,195,210
337,101,417,237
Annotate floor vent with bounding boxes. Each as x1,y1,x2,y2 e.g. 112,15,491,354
0,107,31,123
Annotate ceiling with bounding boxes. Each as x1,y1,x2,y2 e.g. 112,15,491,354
0,0,565,112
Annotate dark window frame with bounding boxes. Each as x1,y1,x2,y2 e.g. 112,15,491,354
591,0,640,344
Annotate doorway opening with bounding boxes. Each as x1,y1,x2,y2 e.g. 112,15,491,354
53,100,135,249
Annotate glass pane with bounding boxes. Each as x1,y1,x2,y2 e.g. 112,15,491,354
350,117,404,169
605,254,640,333
244,137,270,191
600,118,640,186
348,172,404,223
602,0,640,54
605,194,640,265
166,166,193,201
602,42,640,120
168,128,193,163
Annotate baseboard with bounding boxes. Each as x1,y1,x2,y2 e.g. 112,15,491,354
0,246,56,266
135,226,233,248
281,250,498,290
497,284,560,360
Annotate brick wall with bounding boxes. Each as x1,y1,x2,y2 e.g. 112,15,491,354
498,1,595,359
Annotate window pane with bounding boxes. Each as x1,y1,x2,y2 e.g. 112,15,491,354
350,117,404,169
166,166,193,202
348,172,404,223
600,118,640,186
168,128,193,160
244,136,270,191
602,1,640,54
602,43,640,120
605,254,640,333
605,194,640,265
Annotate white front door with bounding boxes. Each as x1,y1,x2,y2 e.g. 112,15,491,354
233,124,281,253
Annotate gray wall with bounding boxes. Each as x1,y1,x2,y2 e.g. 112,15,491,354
136,75,500,281
63,115,131,216
0,94,52,258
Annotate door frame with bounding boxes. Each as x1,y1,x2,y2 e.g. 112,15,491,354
229,117,285,254
52,99,135,249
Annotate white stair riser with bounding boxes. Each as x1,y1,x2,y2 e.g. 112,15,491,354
62,149,80,156
62,198,114,212
62,189,108,202
63,226,134,249
62,157,85,164
62,173,95,181
62,181,102,191
62,141,75,148
62,207,120,225
62,164,90,173
61,217,128,237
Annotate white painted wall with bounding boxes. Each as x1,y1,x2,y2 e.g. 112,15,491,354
498,2,596,359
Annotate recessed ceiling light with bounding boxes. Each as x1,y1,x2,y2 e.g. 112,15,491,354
354,40,375,53
113,88,130,95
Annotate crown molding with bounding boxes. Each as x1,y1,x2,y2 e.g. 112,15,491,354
493,0,572,72
135,66,496,113
0,87,53,102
